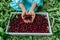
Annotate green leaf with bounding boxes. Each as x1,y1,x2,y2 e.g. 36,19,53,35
56,38,60,40
0,36,3,40
0,19,4,27
29,36,32,40
52,27,58,33
16,15,18,18
47,7,58,11
0,27,4,33
4,12,9,17
33,37,38,40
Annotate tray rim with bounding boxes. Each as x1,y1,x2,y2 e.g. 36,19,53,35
6,12,52,36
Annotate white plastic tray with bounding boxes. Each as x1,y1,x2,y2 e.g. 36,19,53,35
6,12,52,36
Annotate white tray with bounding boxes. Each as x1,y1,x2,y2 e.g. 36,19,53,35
6,12,52,36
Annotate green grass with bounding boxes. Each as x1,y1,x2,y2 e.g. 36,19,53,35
0,0,60,40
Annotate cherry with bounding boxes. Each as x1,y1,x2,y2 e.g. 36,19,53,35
8,14,49,33
24,15,32,20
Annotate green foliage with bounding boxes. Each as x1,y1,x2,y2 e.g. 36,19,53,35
0,27,4,33
0,36,3,40
0,0,60,40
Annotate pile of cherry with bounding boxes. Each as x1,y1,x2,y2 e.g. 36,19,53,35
8,14,49,33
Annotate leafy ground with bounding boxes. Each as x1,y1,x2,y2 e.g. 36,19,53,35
0,0,60,40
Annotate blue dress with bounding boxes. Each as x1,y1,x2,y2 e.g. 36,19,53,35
10,0,43,11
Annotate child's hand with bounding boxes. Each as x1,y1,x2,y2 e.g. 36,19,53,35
21,11,27,20
28,10,35,23
21,11,29,23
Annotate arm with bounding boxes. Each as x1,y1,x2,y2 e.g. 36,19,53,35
19,3,29,23
19,3,26,12
28,2,37,23
30,2,37,11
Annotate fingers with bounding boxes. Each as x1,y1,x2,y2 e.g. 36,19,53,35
24,20,31,23
21,11,35,23
21,12,26,17
21,11,27,19
27,11,35,23
21,14,24,19
24,20,28,23
21,12,29,23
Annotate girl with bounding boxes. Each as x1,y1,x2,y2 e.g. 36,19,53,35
10,0,43,23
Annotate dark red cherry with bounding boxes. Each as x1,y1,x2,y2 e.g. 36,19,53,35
8,14,49,33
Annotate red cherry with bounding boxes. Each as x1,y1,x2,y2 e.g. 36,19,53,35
24,15,32,21
45,29,49,33
8,14,49,33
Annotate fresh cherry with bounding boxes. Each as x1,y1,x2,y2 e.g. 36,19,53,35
24,15,32,20
8,14,49,33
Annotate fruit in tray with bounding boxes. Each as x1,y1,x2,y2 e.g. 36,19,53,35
24,15,32,20
8,14,49,33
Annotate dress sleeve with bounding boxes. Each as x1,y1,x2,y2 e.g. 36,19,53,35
33,0,43,7
10,0,23,11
